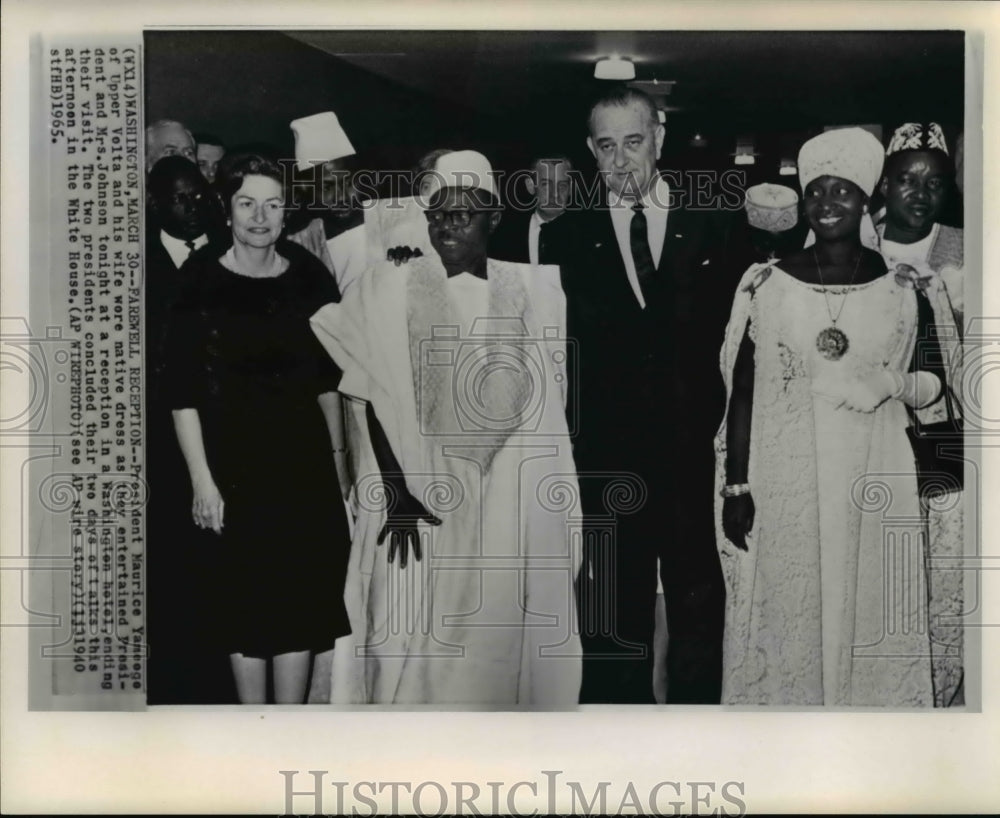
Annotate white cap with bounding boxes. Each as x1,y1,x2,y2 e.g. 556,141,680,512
886,122,949,156
745,183,799,233
291,111,355,172
422,149,497,200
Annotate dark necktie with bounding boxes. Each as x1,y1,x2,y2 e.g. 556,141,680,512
184,239,197,257
537,221,550,265
629,203,656,300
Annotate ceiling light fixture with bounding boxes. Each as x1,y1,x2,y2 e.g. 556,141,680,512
595,56,636,81
732,137,759,166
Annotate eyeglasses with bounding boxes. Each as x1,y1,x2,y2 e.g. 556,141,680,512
425,209,491,228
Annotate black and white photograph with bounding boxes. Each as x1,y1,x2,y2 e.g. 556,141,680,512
2,1,998,814
141,27,971,709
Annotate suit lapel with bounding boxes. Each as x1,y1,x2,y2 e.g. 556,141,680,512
596,208,643,309
603,185,688,305
572,190,700,315
658,205,685,276
660,205,709,324
641,204,685,311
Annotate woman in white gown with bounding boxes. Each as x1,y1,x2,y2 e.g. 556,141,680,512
716,128,962,706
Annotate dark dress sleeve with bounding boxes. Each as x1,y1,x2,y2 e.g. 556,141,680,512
289,242,343,396
161,262,207,410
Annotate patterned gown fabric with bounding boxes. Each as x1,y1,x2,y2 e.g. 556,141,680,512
714,262,961,706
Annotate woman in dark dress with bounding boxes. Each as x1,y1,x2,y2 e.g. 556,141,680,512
164,153,351,703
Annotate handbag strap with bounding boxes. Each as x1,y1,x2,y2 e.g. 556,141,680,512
907,287,960,430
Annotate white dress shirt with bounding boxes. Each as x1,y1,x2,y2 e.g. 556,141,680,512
160,230,207,269
878,222,939,267
608,175,670,308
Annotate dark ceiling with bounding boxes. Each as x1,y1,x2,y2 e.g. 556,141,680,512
286,29,964,130
146,29,965,183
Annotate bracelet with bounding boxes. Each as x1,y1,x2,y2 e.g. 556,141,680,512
721,483,750,498
332,447,346,454
886,370,906,399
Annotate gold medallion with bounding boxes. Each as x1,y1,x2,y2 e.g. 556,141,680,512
816,326,849,360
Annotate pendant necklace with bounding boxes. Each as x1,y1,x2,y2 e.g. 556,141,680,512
813,248,860,361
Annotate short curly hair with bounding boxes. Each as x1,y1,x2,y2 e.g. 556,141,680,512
217,152,286,217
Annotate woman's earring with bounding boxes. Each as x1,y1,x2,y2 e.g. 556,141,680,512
862,205,869,214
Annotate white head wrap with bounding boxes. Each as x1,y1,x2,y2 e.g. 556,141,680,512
798,127,885,196
291,111,355,172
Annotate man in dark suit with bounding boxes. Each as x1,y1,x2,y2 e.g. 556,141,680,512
146,156,220,352
561,87,727,704
490,155,577,265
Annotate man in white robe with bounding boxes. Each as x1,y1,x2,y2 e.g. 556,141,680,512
287,111,369,296
311,151,582,705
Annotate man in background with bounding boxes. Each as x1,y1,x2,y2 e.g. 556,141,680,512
287,110,368,295
146,156,220,334
491,155,577,265
878,122,964,327
877,121,965,709
145,118,197,172
194,132,226,185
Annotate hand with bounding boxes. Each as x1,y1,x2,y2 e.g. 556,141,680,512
191,476,224,534
377,485,441,567
811,371,897,413
722,493,755,552
386,245,423,266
